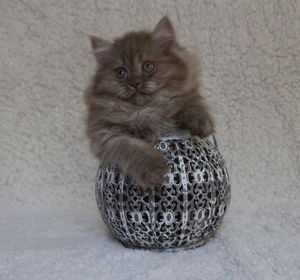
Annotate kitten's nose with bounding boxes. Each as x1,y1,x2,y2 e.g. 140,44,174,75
129,80,141,89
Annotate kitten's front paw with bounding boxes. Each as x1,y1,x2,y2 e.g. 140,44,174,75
189,116,215,138
133,150,169,188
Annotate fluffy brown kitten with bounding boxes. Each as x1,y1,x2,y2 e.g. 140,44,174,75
85,17,214,188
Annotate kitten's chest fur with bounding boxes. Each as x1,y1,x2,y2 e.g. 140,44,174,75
128,106,177,143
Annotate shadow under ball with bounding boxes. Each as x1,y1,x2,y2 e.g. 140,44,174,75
95,128,231,251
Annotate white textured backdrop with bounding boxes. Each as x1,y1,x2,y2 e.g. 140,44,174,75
0,1,299,279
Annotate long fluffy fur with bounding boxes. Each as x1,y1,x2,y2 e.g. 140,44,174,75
85,17,214,188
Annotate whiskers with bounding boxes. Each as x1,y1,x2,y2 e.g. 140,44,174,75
142,81,158,94
116,85,135,99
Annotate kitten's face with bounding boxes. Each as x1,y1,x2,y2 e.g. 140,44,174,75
91,17,192,106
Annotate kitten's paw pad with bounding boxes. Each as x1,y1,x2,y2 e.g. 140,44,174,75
134,152,169,188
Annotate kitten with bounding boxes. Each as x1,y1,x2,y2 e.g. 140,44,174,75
85,16,214,188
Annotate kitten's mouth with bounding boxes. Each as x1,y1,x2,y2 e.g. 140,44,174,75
132,89,145,95
123,88,152,100
135,89,152,95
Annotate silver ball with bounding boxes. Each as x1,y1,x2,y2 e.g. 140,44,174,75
95,135,231,251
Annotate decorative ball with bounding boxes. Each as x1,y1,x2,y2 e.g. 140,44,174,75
95,129,231,251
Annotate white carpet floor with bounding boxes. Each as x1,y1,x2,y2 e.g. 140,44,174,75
1,199,299,280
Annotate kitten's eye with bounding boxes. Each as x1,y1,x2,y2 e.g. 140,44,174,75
142,61,156,73
115,67,128,80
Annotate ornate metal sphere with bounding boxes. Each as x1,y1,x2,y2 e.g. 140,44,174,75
95,129,230,251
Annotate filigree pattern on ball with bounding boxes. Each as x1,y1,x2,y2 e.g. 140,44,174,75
95,136,230,250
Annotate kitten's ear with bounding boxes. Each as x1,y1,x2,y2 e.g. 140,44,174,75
152,16,176,48
90,36,112,62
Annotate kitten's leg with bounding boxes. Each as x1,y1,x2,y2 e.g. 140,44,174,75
178,97,215,138
91,129,169,188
